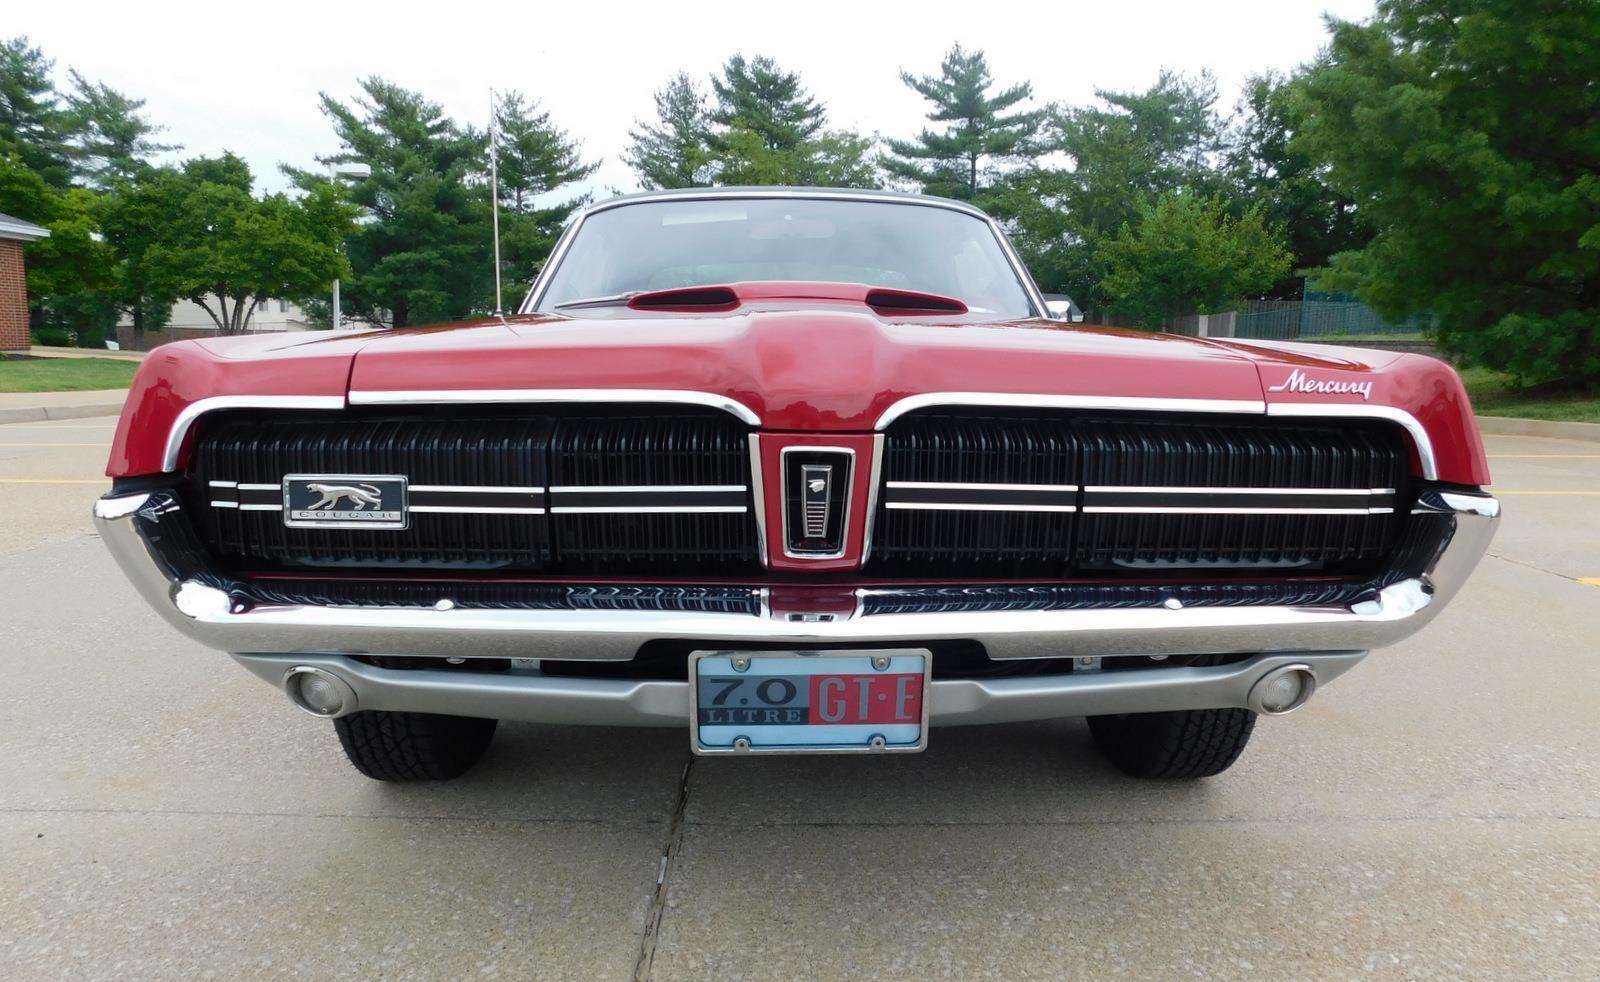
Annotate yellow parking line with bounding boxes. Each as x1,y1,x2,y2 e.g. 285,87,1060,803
0,478,107,485
1487,454,1600,459
1482,434,1599,445
0,442,111,447
1580,578,1600,587
1495,490,1600,495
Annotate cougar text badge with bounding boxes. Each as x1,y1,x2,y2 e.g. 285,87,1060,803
283,475,409,530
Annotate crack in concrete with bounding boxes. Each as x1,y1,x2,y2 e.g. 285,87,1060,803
634,755,693,982
1487,551,1588,584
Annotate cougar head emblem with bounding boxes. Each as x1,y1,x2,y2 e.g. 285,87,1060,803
304,482,384,511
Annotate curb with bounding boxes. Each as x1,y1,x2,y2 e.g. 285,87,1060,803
0,402,127,425
1476,415,1600,444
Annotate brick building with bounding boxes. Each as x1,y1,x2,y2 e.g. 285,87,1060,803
0,212,51,352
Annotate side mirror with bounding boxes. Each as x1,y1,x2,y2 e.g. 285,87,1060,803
1045,299,1086,323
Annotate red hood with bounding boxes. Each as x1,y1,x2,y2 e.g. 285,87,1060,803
106,309,1489,485
344,308,1268,428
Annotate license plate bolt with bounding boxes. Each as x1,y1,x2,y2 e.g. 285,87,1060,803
871,655,890,671
869,735,887,750
732,657,751,672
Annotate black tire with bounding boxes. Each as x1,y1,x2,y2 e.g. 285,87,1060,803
1087,708,1257,779
332,710,498,781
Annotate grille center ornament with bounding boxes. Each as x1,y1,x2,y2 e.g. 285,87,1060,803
284,475,409,529
781,449,854,559
802,466,832,538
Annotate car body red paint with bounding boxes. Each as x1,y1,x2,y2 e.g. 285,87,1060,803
106,303,1489,486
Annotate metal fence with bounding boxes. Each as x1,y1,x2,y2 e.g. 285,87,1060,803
1231,298,1426,341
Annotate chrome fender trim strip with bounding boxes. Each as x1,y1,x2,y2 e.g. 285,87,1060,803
162,395,346,472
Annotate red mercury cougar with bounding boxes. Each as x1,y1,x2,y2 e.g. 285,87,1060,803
96,188,1498,781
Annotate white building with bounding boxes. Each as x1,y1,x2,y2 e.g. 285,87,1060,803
122,298,315,333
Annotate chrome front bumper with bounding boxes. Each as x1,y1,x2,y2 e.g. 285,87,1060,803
95,487,1499,663
231,650,1369,727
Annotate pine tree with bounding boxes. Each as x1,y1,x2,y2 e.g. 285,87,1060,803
0,36,73,187
710,55,825,156
623,72,712,190
492,90,596,287
885,45,1044,201
297,78,491,327
64,68,179,187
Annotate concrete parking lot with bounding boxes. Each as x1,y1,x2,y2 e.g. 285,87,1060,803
2,415,1598,979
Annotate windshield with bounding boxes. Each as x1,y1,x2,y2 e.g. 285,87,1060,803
534,197,1036,318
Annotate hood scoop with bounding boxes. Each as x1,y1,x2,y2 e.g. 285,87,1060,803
627,281,968,316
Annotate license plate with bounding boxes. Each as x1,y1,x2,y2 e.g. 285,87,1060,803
688,650,931,755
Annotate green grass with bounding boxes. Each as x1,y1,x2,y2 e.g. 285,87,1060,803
0,356,140,393
1459,366,1600,424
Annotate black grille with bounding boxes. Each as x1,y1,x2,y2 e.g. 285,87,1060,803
190,410,758,574
193,413,552,571
869,411,1410,577
872,414,1077,575
549,414,758,574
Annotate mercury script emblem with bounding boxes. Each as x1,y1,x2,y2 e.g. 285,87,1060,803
1267,368,1373,401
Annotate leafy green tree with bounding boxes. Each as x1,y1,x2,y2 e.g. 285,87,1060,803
0,153,120,340
625,72,713,190
0,37,73,188
710,55,825,156
140,154,355,334
492,90,596,289
714,126,881,188
798,130,881,189
1227,72,1367,298
64,69,178,186
300,78,490,327
993,70,1228,309
1292,0,1600,388
885,45,1044,201
1098,193,1291,328
100,166,190,344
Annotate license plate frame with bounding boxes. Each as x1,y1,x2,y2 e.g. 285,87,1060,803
688,649,932,756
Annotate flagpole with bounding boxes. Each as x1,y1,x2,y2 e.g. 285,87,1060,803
489,88,504,317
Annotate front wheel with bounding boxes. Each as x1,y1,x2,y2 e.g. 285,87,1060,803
332,710,498,781
1087,708,1256,779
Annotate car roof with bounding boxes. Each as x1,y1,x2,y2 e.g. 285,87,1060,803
578,186,992,221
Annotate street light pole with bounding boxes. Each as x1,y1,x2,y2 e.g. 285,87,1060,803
326,161,371,330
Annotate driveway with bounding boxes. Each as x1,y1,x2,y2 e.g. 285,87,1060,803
2,417,1597,979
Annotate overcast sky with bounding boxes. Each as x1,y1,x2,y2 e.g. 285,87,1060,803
14,0,1375,196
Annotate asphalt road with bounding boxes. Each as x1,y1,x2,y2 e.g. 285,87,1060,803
2,415,1598,979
